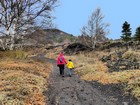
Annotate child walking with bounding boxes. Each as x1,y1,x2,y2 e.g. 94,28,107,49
66,59,74,77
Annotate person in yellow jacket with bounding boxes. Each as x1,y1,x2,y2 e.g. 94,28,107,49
66,59,74,77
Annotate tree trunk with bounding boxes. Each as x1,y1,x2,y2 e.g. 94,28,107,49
92,36,96,49
9,23,16,50
0,39,5,50
93,41,96,49
9,35,15,50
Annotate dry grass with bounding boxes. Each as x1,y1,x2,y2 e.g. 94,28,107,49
27,48,46,57
45,46,63,59
122,49,140,61
44,47,140,101
0,50,28,60
125,77,140,100
0,56,52,104
69,50,140,101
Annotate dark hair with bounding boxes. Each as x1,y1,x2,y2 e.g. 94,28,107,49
69,59,72,61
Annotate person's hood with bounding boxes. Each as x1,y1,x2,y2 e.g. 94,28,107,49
59,53,63,57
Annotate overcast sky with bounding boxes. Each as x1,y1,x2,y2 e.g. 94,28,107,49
53,0,140,39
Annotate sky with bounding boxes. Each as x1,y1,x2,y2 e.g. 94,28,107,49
53,0,140,39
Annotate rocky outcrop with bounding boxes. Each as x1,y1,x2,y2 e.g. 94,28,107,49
101,51,140,72
64,43,92,54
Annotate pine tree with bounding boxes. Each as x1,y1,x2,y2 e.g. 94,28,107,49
121,21,132,42
134,26,140,42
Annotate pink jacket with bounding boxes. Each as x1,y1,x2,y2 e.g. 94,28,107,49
57,53,67,65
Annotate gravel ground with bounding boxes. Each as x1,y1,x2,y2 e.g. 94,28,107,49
34,54,139,105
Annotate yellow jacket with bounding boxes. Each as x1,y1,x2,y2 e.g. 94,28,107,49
67,61,74,69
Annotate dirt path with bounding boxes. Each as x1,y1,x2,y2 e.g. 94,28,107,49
34,54,138,105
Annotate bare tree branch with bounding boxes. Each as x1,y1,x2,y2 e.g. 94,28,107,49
80,7,110,49
0,0,58,50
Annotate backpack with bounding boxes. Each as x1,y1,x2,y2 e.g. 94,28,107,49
60,57,63,63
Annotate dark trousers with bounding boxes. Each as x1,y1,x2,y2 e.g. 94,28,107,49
58,65,65,76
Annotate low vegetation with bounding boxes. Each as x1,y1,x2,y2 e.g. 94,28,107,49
0,50,28,59
3,42,138,103
44,41,140,101
0,50,52,105
66,50,140,101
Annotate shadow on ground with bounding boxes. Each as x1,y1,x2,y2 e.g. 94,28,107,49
88,81,139,105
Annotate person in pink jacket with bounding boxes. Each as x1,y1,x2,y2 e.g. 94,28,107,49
57,52,67,77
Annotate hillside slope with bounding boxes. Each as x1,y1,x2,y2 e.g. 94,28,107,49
24,29,77,46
